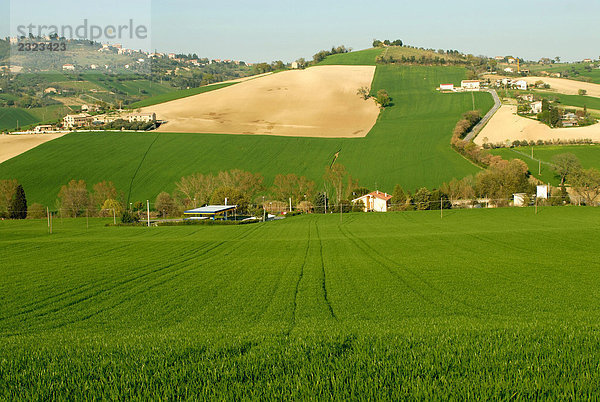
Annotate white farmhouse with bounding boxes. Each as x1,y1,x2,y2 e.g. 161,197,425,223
504,67,514,73
62,64,75,71
352,191,392,212
530,100,543,114
439,83,455,91
461,80,480,91
513,80,528,90
291,61,299,69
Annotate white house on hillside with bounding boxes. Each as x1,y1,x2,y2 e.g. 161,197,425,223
439,83,455,91
352,191,393,212
513,80,528,90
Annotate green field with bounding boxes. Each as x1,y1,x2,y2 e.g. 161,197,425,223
2,208,600,398
489,145,600,185
0,64,493,205
0,107,39,130
129,82,236,108
316,47,382,66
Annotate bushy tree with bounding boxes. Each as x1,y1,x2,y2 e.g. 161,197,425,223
101,199,124,217
413,188,432,210
375,89,391,107
155,192,178,217
58,180,89,217
569,168,600,206
0,179,18,215
552,153,582,186
476,159,530,204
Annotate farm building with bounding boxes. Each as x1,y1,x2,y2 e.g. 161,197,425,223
439,83,455,91
461,80,480,91
530,101,543,114
352,191,392,212
504,67,514,73
513,80,527,90
184,205,238,220
63,113,92,128
62,64,75,71
291,62,299,69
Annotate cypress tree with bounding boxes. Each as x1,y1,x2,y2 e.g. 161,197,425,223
9,184,27,219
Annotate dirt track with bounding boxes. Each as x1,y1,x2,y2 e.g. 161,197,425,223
144,66,380,138
0,133,67,164
475,105,600,145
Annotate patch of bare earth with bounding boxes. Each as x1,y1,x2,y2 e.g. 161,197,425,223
143,66,380,138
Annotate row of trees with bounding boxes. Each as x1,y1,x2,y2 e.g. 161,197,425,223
312,46,350,64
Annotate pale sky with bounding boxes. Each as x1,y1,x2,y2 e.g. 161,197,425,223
1,0,599,63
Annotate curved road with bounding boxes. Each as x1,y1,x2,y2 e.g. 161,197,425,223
463,89,501,142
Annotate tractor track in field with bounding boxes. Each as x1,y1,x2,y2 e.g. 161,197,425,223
338,223,485,315
336,224,436,307
286,220,312,335
4,225,263,327
126,132,161,205
314,221,337,320
0,243,139,319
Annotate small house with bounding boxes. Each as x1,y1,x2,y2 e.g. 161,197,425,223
530,100,543,114
461,80,480,91
439,83,455,91
352,191,392,212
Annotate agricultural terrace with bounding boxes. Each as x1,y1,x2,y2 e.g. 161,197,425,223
2,208,600,398
489,144,600,185
0,63,494,206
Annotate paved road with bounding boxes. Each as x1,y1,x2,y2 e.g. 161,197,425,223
464,89,501,143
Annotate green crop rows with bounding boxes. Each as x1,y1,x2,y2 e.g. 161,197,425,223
2,207,600,398
0,63,493,205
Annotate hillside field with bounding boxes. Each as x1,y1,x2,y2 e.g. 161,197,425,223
489,144,600,185
0,64,493,205
2,208,600,398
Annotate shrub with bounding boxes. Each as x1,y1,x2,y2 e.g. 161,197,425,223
121,210,139,224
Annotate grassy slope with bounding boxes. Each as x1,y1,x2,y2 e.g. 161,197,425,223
129,82,236,108
0,107,39,130
316,48,382,65
490,144,600,185
2,208,600,398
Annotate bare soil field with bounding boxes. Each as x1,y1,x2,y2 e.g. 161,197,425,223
475,105,600,145
144,66,380,137
0,133,67,164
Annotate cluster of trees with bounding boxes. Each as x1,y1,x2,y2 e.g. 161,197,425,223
356,87,391,107
312,46,350,64
372,39,404,47
56,180,124,218
376,55,469,66
552,153,600,205
483,138,595,149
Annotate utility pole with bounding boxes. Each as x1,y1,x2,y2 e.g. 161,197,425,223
86,209,89,230
441,198,443,219
531,147,534,159
289,197,292,213
47,207,50,231
539,160,541,175
147,200,150,227
113,208,116,225
324,192,327,214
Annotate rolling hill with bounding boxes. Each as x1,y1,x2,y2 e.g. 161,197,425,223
0,51,494,205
